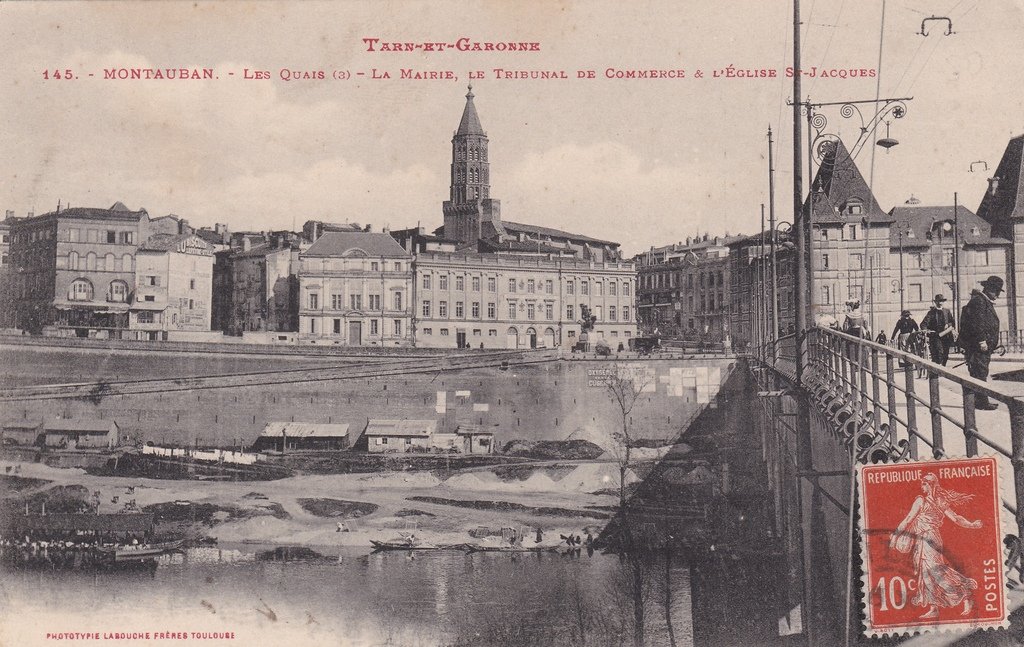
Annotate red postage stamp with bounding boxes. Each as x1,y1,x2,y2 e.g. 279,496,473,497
857,457,1008,636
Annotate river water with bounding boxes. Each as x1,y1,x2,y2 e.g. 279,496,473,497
1,544,694,647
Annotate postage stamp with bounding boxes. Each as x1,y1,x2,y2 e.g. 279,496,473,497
857,456,1008,637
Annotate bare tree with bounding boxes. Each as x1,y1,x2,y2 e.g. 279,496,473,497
601,362,654,647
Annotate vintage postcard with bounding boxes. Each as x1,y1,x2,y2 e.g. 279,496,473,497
2,1,1023,646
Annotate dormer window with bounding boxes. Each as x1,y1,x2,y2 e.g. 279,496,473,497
845,199,864,216
971,226,980,236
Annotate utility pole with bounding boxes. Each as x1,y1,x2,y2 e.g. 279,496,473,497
953,192,962,322
769,127,780,363
761,205,767,358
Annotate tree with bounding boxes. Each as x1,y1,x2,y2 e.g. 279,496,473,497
602,362,654,647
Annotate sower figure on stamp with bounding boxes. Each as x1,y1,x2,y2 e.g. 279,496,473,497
889,473,983,619
921,294,956,366
959,276,1003,410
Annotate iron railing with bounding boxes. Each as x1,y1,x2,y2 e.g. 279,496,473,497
753,325,1024,541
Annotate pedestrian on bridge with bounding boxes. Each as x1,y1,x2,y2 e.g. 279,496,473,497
842,300,871,339
892,310,919,354
921,295,956,366
960,276,1003,410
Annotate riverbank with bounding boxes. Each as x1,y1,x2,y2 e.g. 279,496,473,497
0,459,628,549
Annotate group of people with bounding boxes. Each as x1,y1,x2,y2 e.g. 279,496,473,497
829,275,1005,410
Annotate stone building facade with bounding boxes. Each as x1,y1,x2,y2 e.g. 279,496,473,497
131,233,216,340
297,231,414,346
635,235,742,341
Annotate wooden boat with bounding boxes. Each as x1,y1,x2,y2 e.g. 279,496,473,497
370,539,440,551
465,544,559,553
102,539,184,562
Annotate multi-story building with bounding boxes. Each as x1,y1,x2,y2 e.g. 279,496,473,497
297,231,414,345
977,134,1024,332
728,137,1018,345
130,233,215,340
0,211,16,329
413,253,636,349
212,231,305,335
8,202,154,336
635,234,742,341
410,87,637,348
728,231,796,348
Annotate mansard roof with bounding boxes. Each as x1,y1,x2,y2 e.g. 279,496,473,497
303,231,411,258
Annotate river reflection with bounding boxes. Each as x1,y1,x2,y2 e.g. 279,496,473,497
1,545,693,647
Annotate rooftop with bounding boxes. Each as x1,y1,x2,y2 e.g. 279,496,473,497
43,418,117,433
304,231,411,258
889,204,1010,248
364,419,437,437
259,422,350,438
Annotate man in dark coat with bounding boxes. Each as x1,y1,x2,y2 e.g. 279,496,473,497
920,295,956,366
892,309,919,353
959,276,1003,410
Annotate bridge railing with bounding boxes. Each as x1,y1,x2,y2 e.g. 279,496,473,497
755,325,1024,540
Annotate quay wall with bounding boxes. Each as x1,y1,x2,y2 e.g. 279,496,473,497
1,349,735,450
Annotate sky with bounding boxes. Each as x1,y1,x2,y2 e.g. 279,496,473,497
1,0,1022,257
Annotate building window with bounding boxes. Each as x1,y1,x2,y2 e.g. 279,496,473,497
456,275,465,291
595,282,603,297
440,275,448,290
108,280,128,303
122,254,133,272
106,230,116,243
455,301,464,318
568,330,576,338
371,261,379,271
622,306,630,321
820,229,828,242
487,302,496,319
331,294,342,310
472,276,481,291
423,328,432,335
527,303,535,320
487,277,496,292
440,328,449,336
581,281,589,296
119,231,134,245
394,262,402,271
567,304,575,320
594,306,602,321
508,278,517,293
309,293,319,309
623,281,630,296
439,301,448,318
848,224,858,240
423,275,431,289
368,294,380,310
508,302,517,320
488,329,497,337
137,311,154,324
422,300,431,317
310,318,317,334
393,320,402,336
69,278,93,301
393,292,403,310
544,303,553,320
350,294,363,310
334,319,341,334
609,306,617,321
68,228,80,242
821,254,830,270
822,285,831,305
68,251,79,270
473,329,481,336
566,280,575,295
144,295,155,302
471,302,480,318
527,279,535,293
608,282,617,296
370,319,379,335
545,280,553,294
851,253,863,270
909,283,923,302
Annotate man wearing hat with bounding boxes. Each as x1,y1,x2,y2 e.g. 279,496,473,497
959,276,1004,410
921,294,956,366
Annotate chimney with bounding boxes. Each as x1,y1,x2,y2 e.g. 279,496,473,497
703,233,709,242
685,236,691,245
363,224,371,232
4,210,12,219
382,226,390,235
27,211,34,218
242,238,251,252
178,218,191,235
988,176,1001,197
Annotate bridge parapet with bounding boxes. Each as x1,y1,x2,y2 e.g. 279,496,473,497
755,325,1024,541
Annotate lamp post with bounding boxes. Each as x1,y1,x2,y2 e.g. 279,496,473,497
892,219,910,313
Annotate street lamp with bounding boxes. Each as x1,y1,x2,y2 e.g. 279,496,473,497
892,219,911,312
